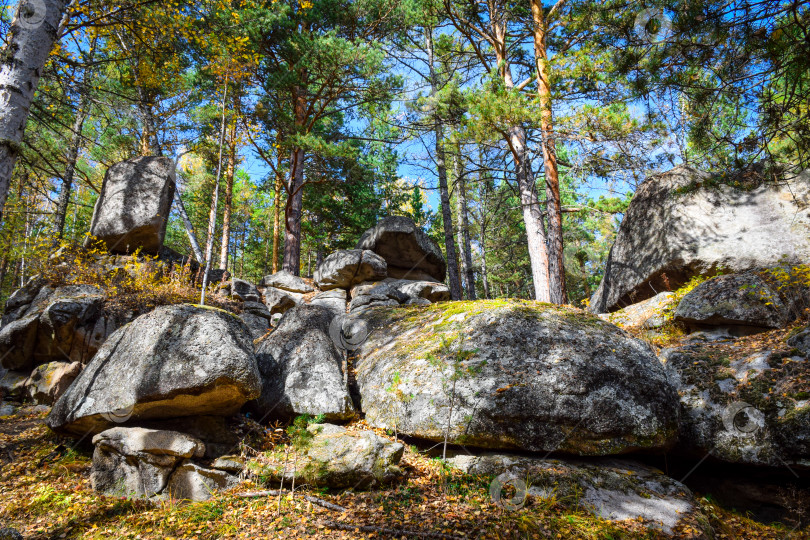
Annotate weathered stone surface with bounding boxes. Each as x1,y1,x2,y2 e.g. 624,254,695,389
348,283,409,313
600,292,675,329
354,300,679,455
91,427,205,498
356,216,446,282
251,305,353,422
0,315,38,370
240,301,274,338
313,249,386,291
0,527,23,540
590,165,810,313
211,455,245,473
86,156,176,254
165,461,237,501
239,313,269,340
788,326,810,357
664,340,810,467
259,270,314,294
253,424,403,489
0,284,105,371
388,279,450,303
448,454,709,537
262,286,299,315
674,272,791,333
47,304,261,436
2,275,45,325
231,278,261,302
24,361,82,405
0,369,28,401
310,289,347,316
137,416,239,459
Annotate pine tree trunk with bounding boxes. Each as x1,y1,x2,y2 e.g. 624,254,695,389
478,150,490,299
426,27,462,300
283,147,304,275
0,0,69,223
272,168,283,273
532,0,566,304
453,143,476,299
54,97,89,237
491,15,551,302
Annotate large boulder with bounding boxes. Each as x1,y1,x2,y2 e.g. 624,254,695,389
47,304,261,436
259,270,314,294
674,272,792,334
590,165,810,313
356,216,447,282
448,454,709,537
251,305,354,422
354,300,680,455
24,361,82,405
664,336,809,467
250,423,403,488
230,278,260,302
85,156,176,254
313,249,387,291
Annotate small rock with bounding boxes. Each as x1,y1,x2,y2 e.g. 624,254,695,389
231,278,261,302
259,270,314,294
24,361,82,405
165,461,237,501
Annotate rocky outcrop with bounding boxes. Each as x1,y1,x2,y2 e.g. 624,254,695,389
664,339,809,467
448,454,709,537
251,423,403,488
239,301,273,339
47,304,261,436
85,156,176,254
314,249,386,291
354,300,680,455
590,165,810,313
251,305,353,422
24,361,81,405
674,272,791,334
0,284,106,371
356,216,446,282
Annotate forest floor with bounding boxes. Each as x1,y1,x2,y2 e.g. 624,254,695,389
1,407,807,539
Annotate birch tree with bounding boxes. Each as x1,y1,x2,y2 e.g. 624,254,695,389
0,0,69,223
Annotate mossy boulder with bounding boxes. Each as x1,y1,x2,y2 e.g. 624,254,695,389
664,339,810,467
353,300,680,455
250,424,403,489
448,454,710,537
